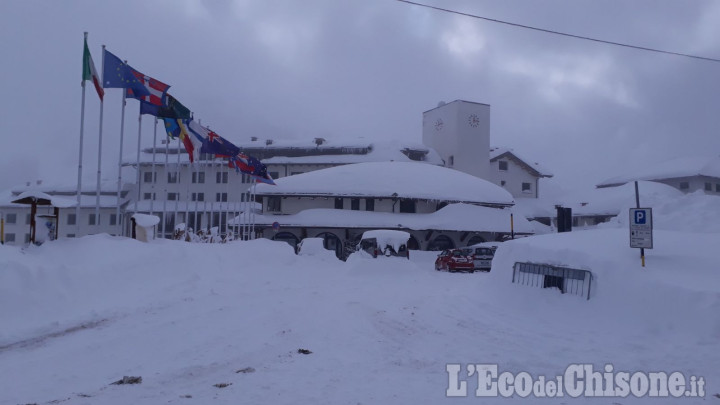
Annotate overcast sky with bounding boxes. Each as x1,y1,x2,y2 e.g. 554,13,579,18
2,0,719,195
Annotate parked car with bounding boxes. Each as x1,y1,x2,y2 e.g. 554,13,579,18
469,246,495,271
356,230,410,259
296,237,339,260
435,249,474,273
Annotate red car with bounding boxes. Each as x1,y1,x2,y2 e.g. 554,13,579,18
435,249,475,273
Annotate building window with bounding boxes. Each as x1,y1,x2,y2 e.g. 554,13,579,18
67,213,76,225
522,182,532,193
365,198,374,211
716,184,720,193
335,198,344,209
24,233,31,243
67,234,76,238
291,172,303,175
499,161,508,171
89,213,96,226
191,192,205,202
168,172,179,184
269,171,279,180
110,214,117,226
268,196,281,212
167,192,178,201
216,172,228,184
705,182,712,191
216,192,228,202
192,172,205,184
679,182,689,190
143,172,156,183
5,213,16,224
143,192,155,200
500,180,506,186
26,214,31,224
399,199,416,213
351,198,360,210
4,233,15,242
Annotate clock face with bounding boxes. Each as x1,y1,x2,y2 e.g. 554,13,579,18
468,114,480,128
434,118,444,131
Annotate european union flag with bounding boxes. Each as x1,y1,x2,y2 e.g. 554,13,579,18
102,49,150,98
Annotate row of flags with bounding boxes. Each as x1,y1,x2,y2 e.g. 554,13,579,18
81,37,275,185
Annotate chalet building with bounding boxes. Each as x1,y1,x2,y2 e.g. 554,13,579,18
596,156,720,195
249,161,535,258
488,148,553,199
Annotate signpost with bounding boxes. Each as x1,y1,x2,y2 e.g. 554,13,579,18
630,182,653,267
629,208,653,249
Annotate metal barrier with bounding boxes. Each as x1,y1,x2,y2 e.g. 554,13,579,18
512,262,594,300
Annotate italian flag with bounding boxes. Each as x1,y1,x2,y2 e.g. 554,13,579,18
83,39,104,100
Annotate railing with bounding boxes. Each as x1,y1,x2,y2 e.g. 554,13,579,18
512,262,594,300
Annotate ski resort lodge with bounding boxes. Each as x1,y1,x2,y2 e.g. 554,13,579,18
1,100,552,249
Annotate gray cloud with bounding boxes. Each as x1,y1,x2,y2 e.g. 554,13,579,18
1,0,719,194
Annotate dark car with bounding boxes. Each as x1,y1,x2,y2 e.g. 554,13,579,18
435,249,474,273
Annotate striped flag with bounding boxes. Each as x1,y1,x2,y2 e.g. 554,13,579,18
127,72,169,106
82,39,104,100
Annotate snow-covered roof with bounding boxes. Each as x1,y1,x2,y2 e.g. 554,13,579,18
490,147,553,178
123,140,444,167
255,161,515,206
597,156,720,187
238,203,533,233
513,181,682,218
9,191,78,208
10,179,128,195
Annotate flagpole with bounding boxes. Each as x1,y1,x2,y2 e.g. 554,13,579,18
251,181,256,239
224,162,230,239
76,33,90,237
94,45,106,235
174,136,180,239
161,123,169,239
135,104,143,205
115,60,128,236
150,117,158,224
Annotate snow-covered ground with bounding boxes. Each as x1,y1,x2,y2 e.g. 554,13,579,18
1,209,719,404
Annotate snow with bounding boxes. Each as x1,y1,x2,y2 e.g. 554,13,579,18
131,213,160,227
597,155,720,187
360,229,410,253
1,200,719,404
490,147,554,177
296,238,338,260
253,203,535,234
10,191,78,208
255,161,515,206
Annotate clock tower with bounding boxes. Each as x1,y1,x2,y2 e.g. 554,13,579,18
422,100,491,180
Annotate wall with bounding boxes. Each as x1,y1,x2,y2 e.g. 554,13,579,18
487,156,540,198
422,100,491,180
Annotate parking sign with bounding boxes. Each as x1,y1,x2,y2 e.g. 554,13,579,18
629,208,653,249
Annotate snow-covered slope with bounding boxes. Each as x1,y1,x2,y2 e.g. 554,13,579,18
1,227,718,404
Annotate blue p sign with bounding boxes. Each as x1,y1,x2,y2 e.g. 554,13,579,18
634,210,646,224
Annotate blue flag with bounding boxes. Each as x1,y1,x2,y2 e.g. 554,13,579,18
102,49,150,98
